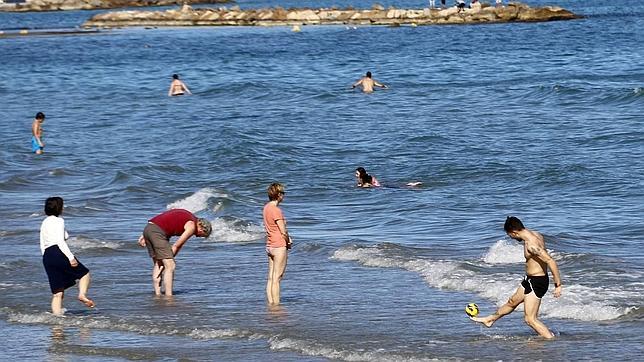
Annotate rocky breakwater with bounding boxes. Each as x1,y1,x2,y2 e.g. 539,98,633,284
82,2,580,28
0,0,230,12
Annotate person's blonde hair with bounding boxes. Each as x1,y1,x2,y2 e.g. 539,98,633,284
267,182,285,201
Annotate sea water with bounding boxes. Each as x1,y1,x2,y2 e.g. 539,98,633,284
0,0,642,360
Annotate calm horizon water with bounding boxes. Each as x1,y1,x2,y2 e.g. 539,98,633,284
1,0,643,360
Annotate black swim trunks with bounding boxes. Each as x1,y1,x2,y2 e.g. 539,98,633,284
521,275,549,299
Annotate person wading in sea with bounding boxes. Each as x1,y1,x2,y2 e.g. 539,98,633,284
471,216,563,339
351,71,388,93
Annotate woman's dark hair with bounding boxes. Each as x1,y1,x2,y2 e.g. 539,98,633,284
35,112,45,120
504,216,525,233
172,74,179,79
45,197,64,217
355,167,373,184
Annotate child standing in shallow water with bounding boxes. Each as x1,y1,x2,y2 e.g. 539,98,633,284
31,112,45,154
40,197,94,315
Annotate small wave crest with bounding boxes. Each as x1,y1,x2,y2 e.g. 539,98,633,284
526,83,644,107
6,310,253,340
166,187,229,213
269,335,438,362
332,244,635,322
208,217,264,243
66,236,122,251
482,239,525,264
0,175,32,190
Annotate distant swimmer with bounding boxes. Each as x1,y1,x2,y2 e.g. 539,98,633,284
138,209,212,296
471,216,563,339
355,167,381,188
31,112,45,154
351,71,388,93
168,74,192,96
263,182,292,305
40,197,95,315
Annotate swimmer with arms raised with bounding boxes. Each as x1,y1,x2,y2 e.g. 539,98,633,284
352,71,388,93
471,216,562,339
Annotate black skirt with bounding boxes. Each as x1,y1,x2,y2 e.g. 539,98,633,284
42,245,90,294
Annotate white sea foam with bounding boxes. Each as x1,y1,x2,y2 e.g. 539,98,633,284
188,328,253,339
482,239,524,264
66,236,121,250
209,218,264,243
269,336,439,362
332,245,635,322
7,311,253,339
166,187,228,213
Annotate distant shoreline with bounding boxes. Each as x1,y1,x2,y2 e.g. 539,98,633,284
81,3,581,29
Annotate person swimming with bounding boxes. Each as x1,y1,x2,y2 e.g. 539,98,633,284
168,74,192,96
355,167,381,188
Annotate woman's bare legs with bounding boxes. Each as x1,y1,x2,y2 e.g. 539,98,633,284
266,248,288,305
77,273,95,308
51,291,64,315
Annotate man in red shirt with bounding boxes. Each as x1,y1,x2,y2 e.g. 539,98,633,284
138,209,212,296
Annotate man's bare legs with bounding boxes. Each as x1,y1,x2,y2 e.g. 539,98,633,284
151,259,175,296
524,293,554,339
51,291,64,315
161,258,176,296
266,248,288,305
77,273,95,308
152,260,163,295
471,286,525,327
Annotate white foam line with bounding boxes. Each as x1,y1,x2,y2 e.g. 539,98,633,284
269,336,440,362
332,245,635,321
7,311,252,340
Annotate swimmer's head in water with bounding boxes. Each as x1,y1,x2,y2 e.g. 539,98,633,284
355,167,373,185
172,74,179,79
35,112,45,120
366,71,372,78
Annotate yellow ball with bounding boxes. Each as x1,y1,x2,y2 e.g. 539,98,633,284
465,303,479,317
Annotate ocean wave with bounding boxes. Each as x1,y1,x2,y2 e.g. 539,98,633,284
208,217,264,243
166,187,231,214
269,336,439,362
66,236,122,251
482,239,524,264
47,168,71,177
5,310,253,340
524,83,644,107
0,175,32,190
332,244,635,322
0,260,31,270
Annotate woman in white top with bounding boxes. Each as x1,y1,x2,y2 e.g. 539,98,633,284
40,197,94,315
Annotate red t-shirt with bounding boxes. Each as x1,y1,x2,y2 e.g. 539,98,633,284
150,209,197,237
263,202,286,248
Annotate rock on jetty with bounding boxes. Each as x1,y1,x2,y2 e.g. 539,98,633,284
82,2,580,28
0,0,230,12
